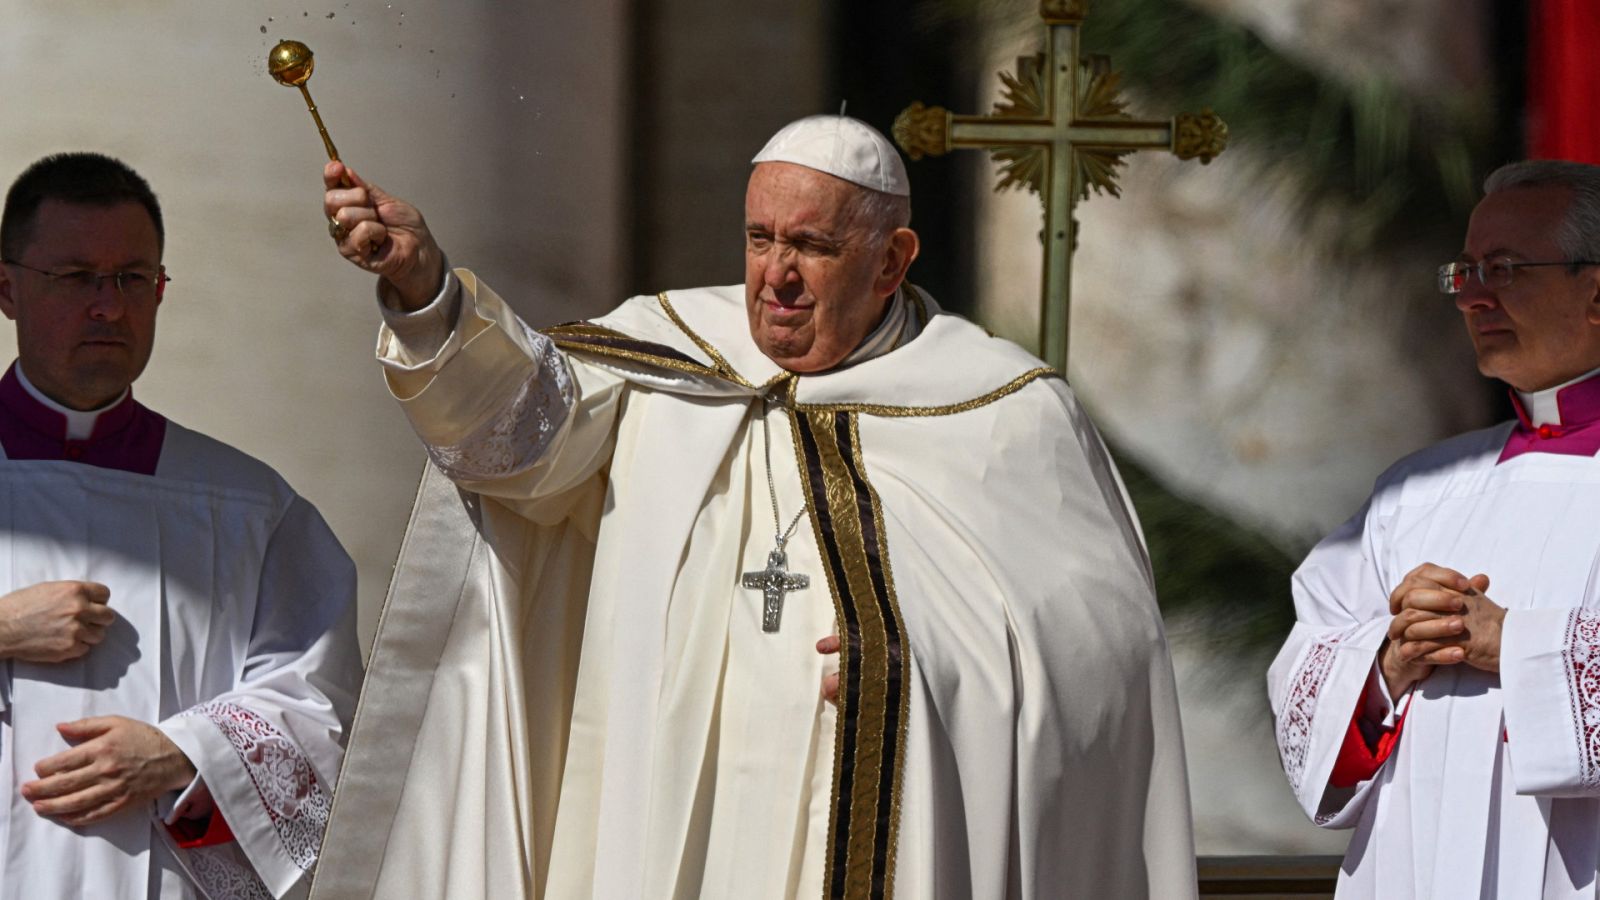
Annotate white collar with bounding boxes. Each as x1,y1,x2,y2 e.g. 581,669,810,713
837,288,917,369
14,365,126,441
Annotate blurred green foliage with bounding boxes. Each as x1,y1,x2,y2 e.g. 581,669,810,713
1115,450,1305,665
922,0,1504,255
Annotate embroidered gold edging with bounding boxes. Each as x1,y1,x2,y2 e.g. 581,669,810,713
792,410,853,899
790,366,1060,418
546,336,726,379
543,322,626,338
795,408,909,900
656,292,793,392
851,412,910,900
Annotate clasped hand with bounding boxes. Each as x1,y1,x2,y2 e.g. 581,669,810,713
1380,562,1505,700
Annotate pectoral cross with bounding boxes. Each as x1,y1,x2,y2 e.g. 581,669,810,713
893,0,1227,373
742,548,810,633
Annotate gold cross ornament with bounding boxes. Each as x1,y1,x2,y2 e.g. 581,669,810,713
894,0,1227,372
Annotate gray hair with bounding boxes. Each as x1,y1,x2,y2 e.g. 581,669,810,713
848,186,911,249
1483,159,1600,264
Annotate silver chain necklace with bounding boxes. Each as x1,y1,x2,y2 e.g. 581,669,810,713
740,397,810,633
763,400,808,548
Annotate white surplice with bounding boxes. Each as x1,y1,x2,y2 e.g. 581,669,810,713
314,271,1196,900
1269,419,1600,899
0,423,361,899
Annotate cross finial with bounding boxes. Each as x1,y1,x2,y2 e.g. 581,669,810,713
893,4,1227,372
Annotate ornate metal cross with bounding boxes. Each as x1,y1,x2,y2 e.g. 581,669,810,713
742,548,810,633
894,0,1227,373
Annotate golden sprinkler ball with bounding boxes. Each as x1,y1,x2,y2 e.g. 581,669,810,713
268,40,316,87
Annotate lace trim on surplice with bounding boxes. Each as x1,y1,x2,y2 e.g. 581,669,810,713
186,842,274,900
1278,630,1350,792
425,322,575,480
186,700,332,872
1562,608,1600,788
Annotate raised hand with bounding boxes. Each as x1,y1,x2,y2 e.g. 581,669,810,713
323,160,445,311
22,716,196,827
0,581,114,663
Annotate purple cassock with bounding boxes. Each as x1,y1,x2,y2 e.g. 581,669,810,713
0,362,165,475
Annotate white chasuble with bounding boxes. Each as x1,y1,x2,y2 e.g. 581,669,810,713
0,426,360,899
315,271,1195,900
1269,426,1600,899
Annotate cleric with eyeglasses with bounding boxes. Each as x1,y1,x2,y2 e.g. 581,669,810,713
0,152,360,897
1269,159,1600,898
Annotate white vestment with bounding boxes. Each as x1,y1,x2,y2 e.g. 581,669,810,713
315,272,1196,899
0,422,361,899
1269,421,1600,899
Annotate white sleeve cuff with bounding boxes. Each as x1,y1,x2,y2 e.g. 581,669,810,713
1502,606,1595,796
158,774,215,825
1361,659,1407,727
377,265,461,367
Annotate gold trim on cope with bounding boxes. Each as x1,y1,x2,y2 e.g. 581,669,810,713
543,321,728,380
555,291,1053,418
794,409,910,899
655,292,792,392
791,367,1060,418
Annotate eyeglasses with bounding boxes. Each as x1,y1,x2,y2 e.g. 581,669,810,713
1437,257,1600,294
0,259,170,300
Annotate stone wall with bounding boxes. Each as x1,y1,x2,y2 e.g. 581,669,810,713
0,0,631,649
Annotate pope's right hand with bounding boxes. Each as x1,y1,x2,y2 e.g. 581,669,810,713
323,161,446,312
0,581,113,663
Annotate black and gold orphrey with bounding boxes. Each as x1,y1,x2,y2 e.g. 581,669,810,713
792,408,910,900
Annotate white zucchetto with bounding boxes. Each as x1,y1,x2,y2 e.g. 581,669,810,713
751,115,911,197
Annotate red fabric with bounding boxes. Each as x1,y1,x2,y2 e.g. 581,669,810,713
1528,0,1600,163
166,810,235,849
1330,691,1411,789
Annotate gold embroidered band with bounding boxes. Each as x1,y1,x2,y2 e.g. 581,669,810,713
793,408,910,900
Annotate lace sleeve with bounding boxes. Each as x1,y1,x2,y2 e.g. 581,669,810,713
1277,630,1350,794
424,321,578,481
181,700,332,874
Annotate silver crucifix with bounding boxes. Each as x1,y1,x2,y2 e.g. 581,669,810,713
741,547,810,633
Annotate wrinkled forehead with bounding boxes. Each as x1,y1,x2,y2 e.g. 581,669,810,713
745,162,862,224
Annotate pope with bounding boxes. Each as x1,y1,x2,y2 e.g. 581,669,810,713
315,115,1195,899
